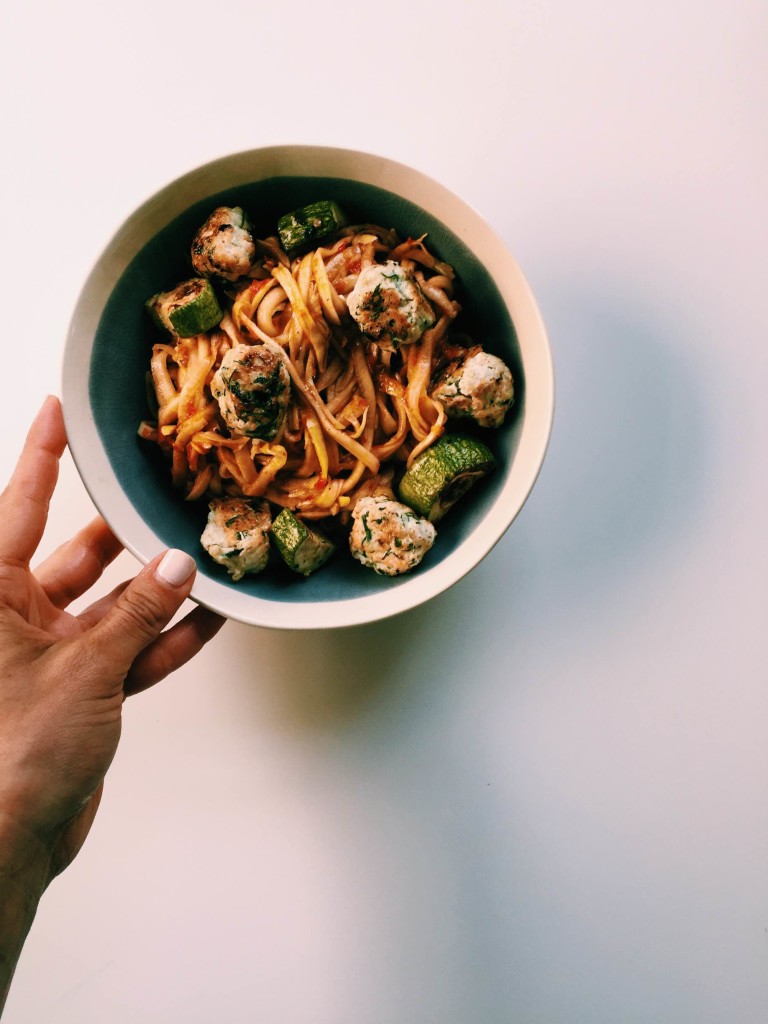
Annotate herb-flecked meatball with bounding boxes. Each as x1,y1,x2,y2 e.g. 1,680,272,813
347,261,435,351
200,498,271,581
431,347,514,428
349,496,436,576
211,343,290,440
191,206,256,282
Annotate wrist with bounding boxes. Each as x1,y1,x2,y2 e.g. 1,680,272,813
0,812,52,1013
0,811,53,899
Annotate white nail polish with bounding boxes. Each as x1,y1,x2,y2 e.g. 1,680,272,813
156,549,196,586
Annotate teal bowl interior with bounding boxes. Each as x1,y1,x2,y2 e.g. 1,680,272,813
90,176,523,603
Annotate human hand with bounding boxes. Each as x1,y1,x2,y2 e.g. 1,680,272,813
0,396,224,890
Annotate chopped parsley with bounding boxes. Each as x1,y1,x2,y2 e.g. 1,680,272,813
361,512,373,543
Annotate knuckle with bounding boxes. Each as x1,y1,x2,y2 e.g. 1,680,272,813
119,586,170,639
129,646,176,694
149,648,177,684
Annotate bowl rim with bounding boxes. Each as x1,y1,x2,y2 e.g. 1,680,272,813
62,144,554,629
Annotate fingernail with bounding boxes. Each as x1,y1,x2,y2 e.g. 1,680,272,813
156,549,196,586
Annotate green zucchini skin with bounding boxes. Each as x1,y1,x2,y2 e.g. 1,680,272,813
270,508,335,575
145,295,168,331
277,201,347,253
397,435,496,522
146,278,223,338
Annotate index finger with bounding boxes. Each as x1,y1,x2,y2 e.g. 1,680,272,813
0,396,67,566
35,516,124,609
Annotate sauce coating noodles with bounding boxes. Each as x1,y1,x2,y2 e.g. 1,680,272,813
140,225,465,521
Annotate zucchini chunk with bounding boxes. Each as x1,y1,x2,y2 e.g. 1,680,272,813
270,508,335,575
277,200,347,252
397,435,496,522
146,278,223,338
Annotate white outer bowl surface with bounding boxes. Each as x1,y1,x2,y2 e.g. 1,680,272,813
62,146,554,629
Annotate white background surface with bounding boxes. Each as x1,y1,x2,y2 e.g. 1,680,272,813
1,2,766,1021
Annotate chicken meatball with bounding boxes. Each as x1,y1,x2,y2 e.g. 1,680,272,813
200,498,271,581
211,343,290,440
191,206,256,282
347,261,435,351
349,496,436,576
431,347,514,428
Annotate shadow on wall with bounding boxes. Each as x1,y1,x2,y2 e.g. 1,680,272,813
398,281,718,1019
214,281,717,1022
226,278,714,727
479,278,714,631
225,596,447,737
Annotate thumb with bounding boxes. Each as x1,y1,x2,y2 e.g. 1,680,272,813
86,549,198,680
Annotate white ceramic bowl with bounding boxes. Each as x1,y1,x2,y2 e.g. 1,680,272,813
62,146,553,629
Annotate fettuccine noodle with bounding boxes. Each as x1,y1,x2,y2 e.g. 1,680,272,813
140,225,461,521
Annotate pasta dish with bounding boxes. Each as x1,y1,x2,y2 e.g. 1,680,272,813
139,202,513,580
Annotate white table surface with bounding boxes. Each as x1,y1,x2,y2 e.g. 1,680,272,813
2,2,766,1021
